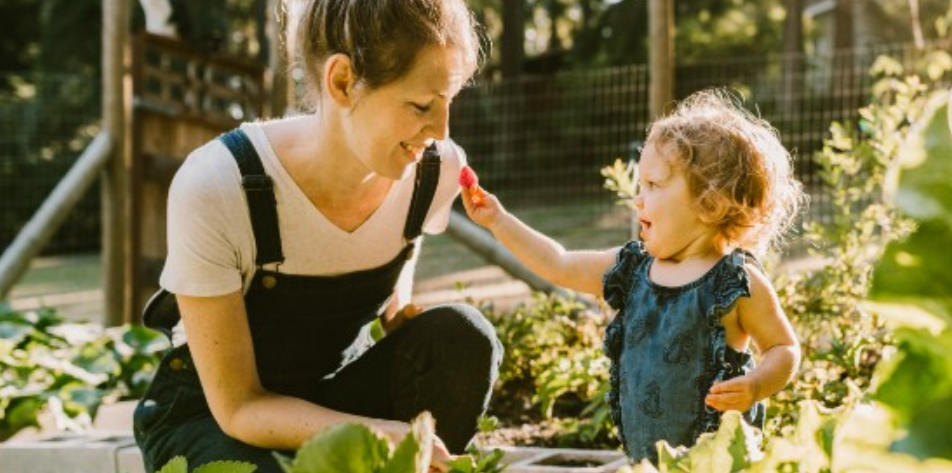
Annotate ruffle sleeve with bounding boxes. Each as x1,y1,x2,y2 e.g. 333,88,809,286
705,250,753,322
602,241,648,311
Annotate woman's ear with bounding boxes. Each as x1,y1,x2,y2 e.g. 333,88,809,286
324,54,356,108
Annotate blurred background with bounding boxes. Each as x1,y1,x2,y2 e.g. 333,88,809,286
1,0,950,319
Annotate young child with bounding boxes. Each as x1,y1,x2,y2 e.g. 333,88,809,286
460,89,804,463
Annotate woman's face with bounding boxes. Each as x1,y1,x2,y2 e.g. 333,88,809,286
344,45,470,180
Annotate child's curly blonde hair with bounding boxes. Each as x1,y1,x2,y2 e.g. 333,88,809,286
646,89,806,255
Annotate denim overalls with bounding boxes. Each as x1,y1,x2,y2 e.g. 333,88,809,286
133,130,502,473
602,241,765,464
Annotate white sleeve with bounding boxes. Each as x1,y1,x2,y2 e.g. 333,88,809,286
159,141,247,297
423,138,466,235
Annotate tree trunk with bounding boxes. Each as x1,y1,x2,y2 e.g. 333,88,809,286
265,0,289,116
833,0,854,52
831,0,855,105
649,0,674,120
781,0,804,117
501,0,525,79
103,0,129,325
909,0,924,49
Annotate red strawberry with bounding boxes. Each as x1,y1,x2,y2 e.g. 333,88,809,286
458,165,486,205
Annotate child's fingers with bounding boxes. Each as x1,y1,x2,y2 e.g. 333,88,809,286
708,378,741,394
705,392,744,412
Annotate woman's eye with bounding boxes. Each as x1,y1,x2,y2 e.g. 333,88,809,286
411,103,431,113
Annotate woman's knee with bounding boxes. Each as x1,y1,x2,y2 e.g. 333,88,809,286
412,303,503,369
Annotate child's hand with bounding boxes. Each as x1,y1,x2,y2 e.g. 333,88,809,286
705,375,760,412
458,166,505,229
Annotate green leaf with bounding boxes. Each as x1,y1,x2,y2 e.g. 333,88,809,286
445,456,475,473
382,412,434,473
192,460,258,473
683,411,758,473
272,452,294,473
474,448,505,473
655,442,690,473
289,423,390,473
873,328,952,423
155,456,188,473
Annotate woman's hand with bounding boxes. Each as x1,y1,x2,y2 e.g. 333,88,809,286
704,375,759,412
382,303,423,334
428,435,456,472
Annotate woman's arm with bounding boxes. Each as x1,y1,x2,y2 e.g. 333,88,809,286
178,291,411,449
704,265,800,411
460,187,617,297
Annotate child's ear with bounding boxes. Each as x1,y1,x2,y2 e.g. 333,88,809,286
324,54,357,108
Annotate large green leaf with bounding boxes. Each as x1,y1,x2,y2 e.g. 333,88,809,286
833,400,952,472
682,411,758,473
192,461,258,473
872,326,952,461
156,456,189,473
288,423,390,473
873,328,952,423
873,91,952,298
381,412,433,473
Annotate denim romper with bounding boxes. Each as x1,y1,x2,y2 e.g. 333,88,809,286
133,130,502,473
602,241,765,463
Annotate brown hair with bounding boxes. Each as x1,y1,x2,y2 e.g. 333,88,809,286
647,89,806,255
296,0,482,106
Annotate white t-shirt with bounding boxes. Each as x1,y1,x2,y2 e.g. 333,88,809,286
160,121,465,304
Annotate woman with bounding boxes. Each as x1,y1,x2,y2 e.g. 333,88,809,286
132,1,502,472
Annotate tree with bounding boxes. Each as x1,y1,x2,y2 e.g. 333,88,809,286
781,0,805,116
0,0,40,89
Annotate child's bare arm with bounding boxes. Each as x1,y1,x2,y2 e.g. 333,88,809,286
705,264,800,412
460,185,616,297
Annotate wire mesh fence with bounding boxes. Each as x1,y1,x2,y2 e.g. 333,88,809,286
1,40,949,281
0,72,101,256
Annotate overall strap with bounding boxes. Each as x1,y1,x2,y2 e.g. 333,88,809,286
404,143,443,242
219,129,285,267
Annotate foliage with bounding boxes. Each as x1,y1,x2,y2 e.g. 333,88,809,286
615,318,952,472
872,89,952,299
0,304,167,441
153,456,257,473
480,292,615,447
769,43,951,435
152,412,507,473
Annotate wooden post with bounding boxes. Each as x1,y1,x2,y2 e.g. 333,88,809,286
103,0,129,326
266,0,289,116
782,0,804,117
501,0,525,79
649,0,674,120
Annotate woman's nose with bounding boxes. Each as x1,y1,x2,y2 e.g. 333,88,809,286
427,103,450,141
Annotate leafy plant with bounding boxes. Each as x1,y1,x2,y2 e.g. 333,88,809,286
482,291,616,448
150,411,508,473
769,42,951,435
0,304,167,440
612,314,952,472
152,456,257,473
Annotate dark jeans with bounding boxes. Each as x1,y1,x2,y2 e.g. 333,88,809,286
133,304,502,473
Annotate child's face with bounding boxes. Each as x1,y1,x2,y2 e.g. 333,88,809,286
635,140,716,259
